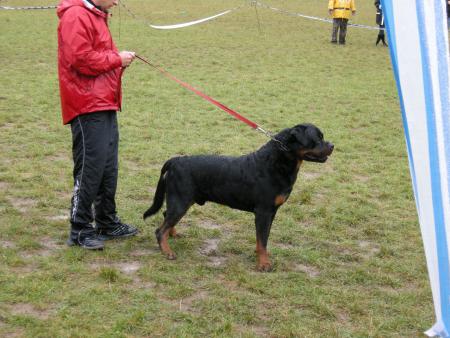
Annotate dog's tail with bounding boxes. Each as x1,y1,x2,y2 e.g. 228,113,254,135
143,160,171,220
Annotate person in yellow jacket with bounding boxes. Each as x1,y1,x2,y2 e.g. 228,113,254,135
328,0,356,45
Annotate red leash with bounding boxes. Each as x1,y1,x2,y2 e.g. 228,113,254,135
135,54,257,128
134,54,289,151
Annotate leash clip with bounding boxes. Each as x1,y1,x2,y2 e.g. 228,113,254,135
256,127,290,152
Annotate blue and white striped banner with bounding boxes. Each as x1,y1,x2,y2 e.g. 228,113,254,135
382,0,450,336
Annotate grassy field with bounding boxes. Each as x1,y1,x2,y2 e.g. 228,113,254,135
0,0,433,337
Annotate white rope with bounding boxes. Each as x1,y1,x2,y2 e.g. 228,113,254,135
255,0,383,31
149,9,235,30
0,5,56,10
120,0,243,30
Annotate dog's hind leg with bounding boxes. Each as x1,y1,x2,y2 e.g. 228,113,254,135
254,209,277,272
155,198,192,260
161,211,180,237
155,219,180,260
169,227,182,238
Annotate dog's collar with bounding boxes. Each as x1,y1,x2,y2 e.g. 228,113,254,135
273,138,289,152
256,126,289,152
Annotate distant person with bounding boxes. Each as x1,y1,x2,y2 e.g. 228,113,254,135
57,0,138,250
374,0,387,46
328,0,356,45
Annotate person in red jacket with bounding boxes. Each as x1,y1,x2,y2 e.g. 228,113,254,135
57,0,137,249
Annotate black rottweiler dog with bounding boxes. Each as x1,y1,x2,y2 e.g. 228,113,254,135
143,123,333,271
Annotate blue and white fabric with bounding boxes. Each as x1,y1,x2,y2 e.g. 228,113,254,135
382,0,450,336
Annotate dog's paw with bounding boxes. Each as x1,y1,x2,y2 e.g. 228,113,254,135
164,252,177,260
257,262,273,272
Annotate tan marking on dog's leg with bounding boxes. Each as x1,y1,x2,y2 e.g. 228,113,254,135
256,238,262,253
296,160,303,171
169,227,178,237
256,239,272,272
159,227,176,260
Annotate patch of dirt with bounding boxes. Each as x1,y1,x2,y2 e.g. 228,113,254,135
197,220,221,230
46,214,69,222
0,122,14,130
276,242,296,250
10,264,37,274
0,181,10,190
355,175,370,183
336,310,351,323
90,261,142,275
0,240,16,249
123,160,144,171
8,303,52,320
298,220,315,228
301,171,322,180
206,256,227,268
358,240,381,259
21,237,64,259
293,263,320,278
56,191,72,200
41,237,65,251
178,290,209,312
146,163,165,170
89,262,104,270
20,172,35,180
235,324,270,337
45,153,70,162
116,262,141,275
302,164,334,180
7,197,37,213
129,248,157,257
199,239,220,256
131,277,157,289
0,329,25,338
199,239,227,268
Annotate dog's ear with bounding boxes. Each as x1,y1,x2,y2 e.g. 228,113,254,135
288,125,310,148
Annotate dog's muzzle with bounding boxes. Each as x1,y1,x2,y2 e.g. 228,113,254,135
303,142,334,163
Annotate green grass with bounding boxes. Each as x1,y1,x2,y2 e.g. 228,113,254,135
0,0,433,336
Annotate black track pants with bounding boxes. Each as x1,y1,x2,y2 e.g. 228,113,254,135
70,111,119,230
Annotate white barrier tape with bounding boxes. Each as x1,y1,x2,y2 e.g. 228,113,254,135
149,9,233,29
0,5,56,10
120,0,242,30
149,9,234,30
255,0,383,31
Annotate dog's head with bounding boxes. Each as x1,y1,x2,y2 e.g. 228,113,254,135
285,124,334,163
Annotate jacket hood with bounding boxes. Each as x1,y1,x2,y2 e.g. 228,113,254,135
57,0,105,19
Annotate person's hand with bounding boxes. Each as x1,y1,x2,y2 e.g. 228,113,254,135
328,9,333,15
119,51,136,68
352,10,356,15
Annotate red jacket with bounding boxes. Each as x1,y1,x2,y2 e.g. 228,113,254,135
57,0,123,124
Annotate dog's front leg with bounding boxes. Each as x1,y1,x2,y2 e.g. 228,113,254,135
255,209,276,272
